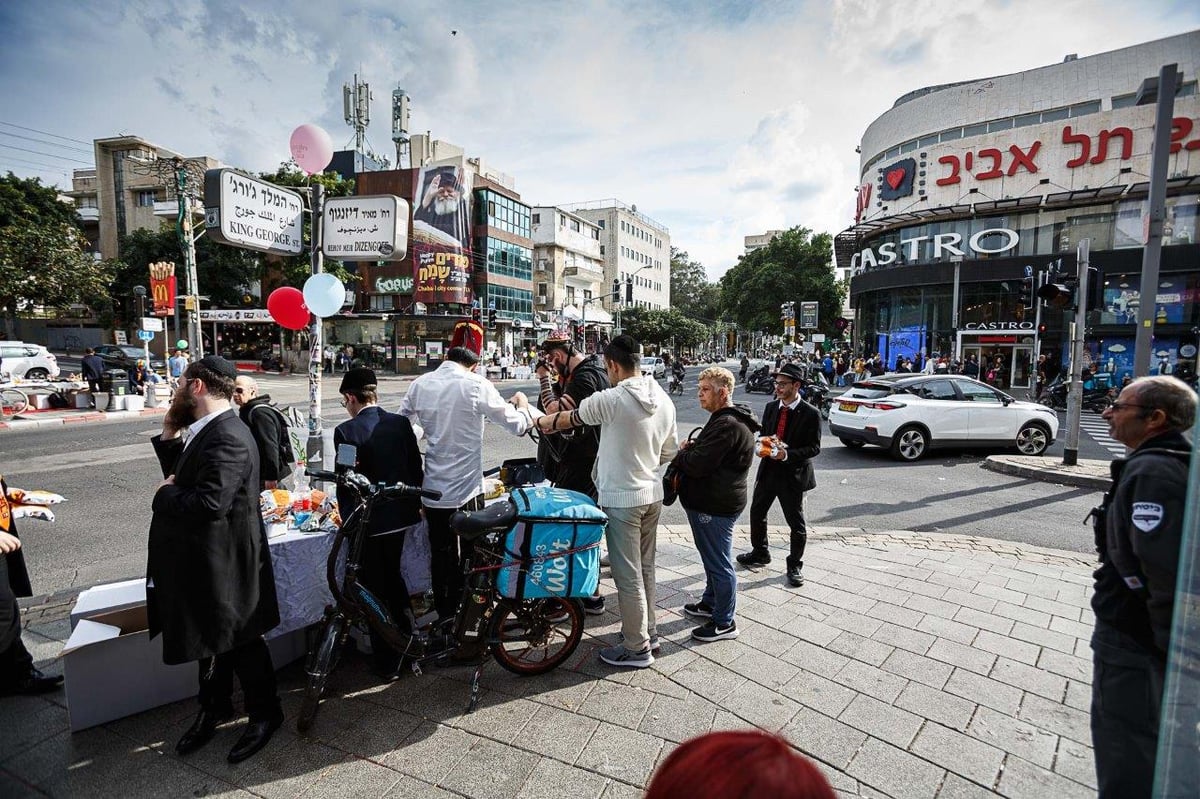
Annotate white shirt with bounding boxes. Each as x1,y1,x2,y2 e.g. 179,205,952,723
399,360,534,508
183,407,228,450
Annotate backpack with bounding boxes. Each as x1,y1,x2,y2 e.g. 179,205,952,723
250,403,299,469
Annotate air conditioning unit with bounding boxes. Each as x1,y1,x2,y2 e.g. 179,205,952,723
537,294,548,304
537,259,549,272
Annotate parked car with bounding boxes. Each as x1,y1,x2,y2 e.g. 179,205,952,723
0,341,60,380
94,344,167,373
828,374,1060,461
640,356,666,378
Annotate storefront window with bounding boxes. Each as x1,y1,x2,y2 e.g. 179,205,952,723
1097,273,1199,327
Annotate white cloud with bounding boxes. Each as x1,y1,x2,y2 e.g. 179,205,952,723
0,0,1195,281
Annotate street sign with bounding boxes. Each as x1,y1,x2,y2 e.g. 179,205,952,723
811,333,826,343
322,195,409,261
799,301,819,329
203,168,304,256
141,316,164,332
137,330,155,342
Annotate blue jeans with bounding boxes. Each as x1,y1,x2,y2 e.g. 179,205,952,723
685,509,737,627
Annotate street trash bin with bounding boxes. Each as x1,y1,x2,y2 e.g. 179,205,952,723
100,369,127,395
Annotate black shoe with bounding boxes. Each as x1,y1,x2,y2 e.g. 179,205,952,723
682,601,713,620
227,711,284,764
582,596,606,615
691,621,739,642
176,708,235,756
4,667,63,696
736,550,771,566
787,564,805,587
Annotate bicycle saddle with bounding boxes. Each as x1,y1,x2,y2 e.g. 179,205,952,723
451,500,518,540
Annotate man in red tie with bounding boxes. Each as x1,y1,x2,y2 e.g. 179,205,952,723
737,363,821,587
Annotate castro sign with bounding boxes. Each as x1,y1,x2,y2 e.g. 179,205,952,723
852,228,1020,273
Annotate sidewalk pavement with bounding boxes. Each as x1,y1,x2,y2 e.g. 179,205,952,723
2,525,1101,799
983,455,1110,490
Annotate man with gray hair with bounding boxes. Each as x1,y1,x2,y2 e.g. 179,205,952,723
1090,375,1196,798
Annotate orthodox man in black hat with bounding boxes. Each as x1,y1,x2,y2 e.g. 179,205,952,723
333,367,424,676
736,362,821,588
147,356,283,764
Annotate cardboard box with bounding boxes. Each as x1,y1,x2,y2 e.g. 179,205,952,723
74,391,93,409
70,579,147,631
62,605,197,732
124,394,145,411
32,393,51,410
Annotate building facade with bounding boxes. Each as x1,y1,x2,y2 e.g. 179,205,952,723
836,31,1199,390
563,199,671,313
744,229,786,253
530,206,612,349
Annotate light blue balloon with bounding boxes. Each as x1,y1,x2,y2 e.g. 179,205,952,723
303,273,346,318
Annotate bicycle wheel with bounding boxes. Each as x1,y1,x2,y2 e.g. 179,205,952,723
490,597,583,676
0,388,28,417
297,612,348,734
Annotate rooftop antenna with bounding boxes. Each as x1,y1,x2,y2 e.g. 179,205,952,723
391,86,411,168
343,72,372,173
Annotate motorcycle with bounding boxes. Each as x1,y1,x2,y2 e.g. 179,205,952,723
800,373,832,420
1037,373,1114,413
745,364,774,393
668,369,685,395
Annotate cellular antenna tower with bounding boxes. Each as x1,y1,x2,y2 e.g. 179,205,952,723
391,86,411,168
343,73,372,172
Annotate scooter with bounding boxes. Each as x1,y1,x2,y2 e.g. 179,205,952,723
745,364,774,393
1037,374,1113,413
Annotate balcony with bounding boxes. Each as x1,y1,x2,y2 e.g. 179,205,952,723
563,261,604,282
154,198,203,218
76,207,100,222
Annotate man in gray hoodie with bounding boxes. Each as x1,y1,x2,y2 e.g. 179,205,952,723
521,335,678,668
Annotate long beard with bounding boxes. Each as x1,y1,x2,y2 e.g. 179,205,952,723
164,386,198,430
432,196,459,216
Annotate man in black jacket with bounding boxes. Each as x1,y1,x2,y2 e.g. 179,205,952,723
233,375,292,489
1090,376,1195,799
737,363,821,587
80,348,105,407
149,356,281,763
334,368,424,675
671,367,759,642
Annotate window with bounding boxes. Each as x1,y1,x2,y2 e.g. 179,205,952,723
1069,100,1101,117
598,219,605,229
1111,93,1137,109
957,380,1001,403
592,228,599,239
570,218,580,232
962,123,988,138
1041,107,1069,122
599,245,605,255
918,379,958,400
136,190,156,207
532,213,540,224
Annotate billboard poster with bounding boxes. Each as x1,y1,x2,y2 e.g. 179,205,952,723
411,164,472,304
149,261,176,317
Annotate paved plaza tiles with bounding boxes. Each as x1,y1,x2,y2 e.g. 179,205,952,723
2,526,1099,798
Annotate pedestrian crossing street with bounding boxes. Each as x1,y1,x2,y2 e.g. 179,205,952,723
1078,415,1126,458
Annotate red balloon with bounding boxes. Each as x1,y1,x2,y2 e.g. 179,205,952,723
267,287,309,330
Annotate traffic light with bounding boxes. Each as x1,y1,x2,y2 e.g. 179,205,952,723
487,308,497,327
612,279,621,303
625,277,634,304
1018,277,1034,309
1037,279,1076,309
781,303,790,321
1037,322,1047,335
471,306,482,323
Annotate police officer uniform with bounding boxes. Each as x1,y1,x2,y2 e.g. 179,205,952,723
1088,429,1190,799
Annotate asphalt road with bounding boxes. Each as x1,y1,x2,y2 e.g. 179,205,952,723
4,364,1108,600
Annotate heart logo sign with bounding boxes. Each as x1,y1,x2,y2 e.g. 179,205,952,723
879,157,916,200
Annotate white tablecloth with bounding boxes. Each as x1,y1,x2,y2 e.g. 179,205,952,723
267,529,339,639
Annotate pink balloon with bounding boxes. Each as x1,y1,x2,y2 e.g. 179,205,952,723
267,286,310,330
289,124,334,175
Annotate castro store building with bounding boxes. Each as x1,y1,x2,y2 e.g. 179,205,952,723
835,31,1199,392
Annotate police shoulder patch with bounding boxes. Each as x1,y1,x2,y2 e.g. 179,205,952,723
1131,502,1164,533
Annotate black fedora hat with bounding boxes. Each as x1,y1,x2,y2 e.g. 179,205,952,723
771,363,807,382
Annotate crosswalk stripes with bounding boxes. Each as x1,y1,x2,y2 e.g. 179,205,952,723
1077,415,1126,458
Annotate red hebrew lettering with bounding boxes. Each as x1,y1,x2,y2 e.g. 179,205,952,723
1169,117,1194,154
1007,141,1041,175
1062,125,1090,168
976,148,1004,180
1090,127,1133,164
936,155,961,186
964,152,974,171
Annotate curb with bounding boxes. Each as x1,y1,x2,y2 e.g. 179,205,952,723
0,407,166,432
982,456,1110,490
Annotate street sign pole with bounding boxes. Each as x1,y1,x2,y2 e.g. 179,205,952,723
1063,239,1090,467
308,183,325,472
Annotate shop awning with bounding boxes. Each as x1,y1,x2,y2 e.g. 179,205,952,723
581,307,613,325
561,305,582,322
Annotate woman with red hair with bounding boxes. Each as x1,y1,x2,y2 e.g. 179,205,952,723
644,730,835,799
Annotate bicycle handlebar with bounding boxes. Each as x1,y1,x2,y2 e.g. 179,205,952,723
304,467,442,501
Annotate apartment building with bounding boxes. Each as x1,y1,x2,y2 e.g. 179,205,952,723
562,199,671,312
530,206,612,345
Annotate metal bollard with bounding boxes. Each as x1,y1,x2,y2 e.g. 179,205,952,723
103,390,119,413
145,383,158,408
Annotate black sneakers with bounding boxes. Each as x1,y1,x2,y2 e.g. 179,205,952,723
682,601,713,619
582,596,606,615
736,550,771,566
691,621,739,642
787,563,805,587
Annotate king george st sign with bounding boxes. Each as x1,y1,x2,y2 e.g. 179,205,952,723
203,169,304,256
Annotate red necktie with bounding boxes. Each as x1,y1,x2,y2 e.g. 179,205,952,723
775,405,789,438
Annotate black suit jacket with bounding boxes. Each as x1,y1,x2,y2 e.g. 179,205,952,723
147,409,279,664
333,406,424,535
757,398,821,492
80,355,105,382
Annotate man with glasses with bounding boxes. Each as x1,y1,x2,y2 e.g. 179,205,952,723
1090,375,1195,798
737,363,821,588
233,376,292,490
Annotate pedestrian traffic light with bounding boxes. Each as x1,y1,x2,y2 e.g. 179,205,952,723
612,279,621,303
487,308,497,327
1018,277,1034,309
625,277,634,304
1037,279,1076,309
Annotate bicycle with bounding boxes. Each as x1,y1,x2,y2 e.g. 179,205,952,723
297,457,587,734
0,386,29,418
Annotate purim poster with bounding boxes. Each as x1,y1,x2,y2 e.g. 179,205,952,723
412,164,472,304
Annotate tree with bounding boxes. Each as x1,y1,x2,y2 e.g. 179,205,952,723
718,227,843,338
619,307,708,352
670,248,723,324
0,173,113,339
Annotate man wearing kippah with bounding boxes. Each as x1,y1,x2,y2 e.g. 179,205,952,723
399,320,537,625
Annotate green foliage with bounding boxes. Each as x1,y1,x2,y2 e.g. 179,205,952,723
619,307,709,350
718,227,844,336
670,248,722,322
0,173,111,338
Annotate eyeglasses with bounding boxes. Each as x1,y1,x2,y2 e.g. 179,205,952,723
233,388,247,394
1109,402,1152,412
774,380,795,387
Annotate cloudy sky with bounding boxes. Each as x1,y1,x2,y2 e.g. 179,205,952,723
1,1,1196,279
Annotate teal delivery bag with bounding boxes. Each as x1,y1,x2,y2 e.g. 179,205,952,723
497,487,606,600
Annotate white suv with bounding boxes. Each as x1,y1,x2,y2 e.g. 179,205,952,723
828,374,1059,461
640,357,666,378
0,341,60,381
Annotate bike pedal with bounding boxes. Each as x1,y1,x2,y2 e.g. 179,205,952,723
411,661,423,676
